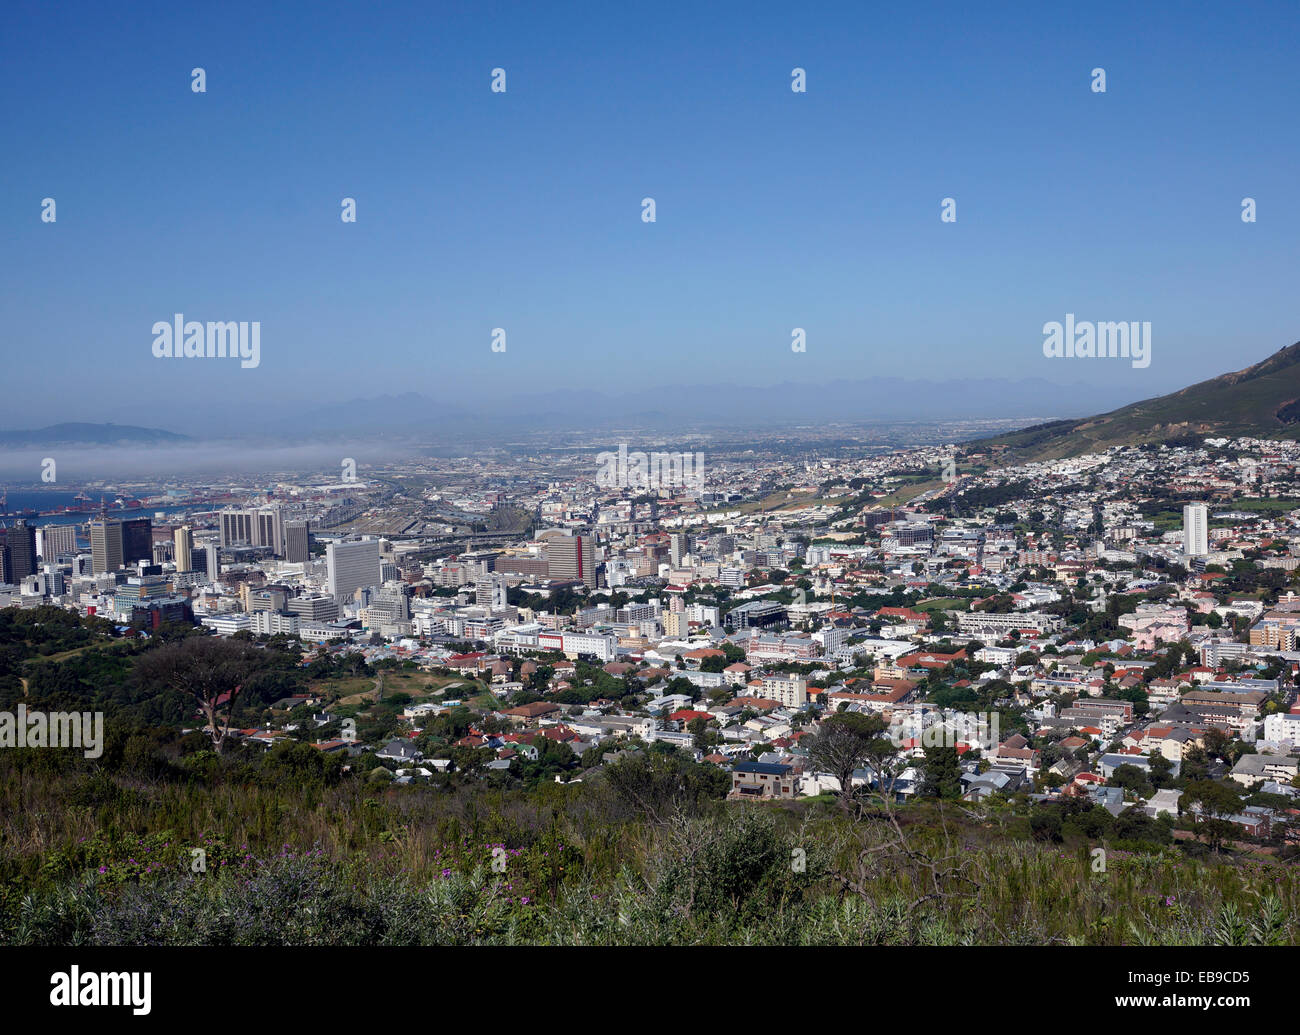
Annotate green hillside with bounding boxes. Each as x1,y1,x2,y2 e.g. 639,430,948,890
966,341,1300,461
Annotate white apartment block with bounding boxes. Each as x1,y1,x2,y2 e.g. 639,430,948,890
760,674,808,709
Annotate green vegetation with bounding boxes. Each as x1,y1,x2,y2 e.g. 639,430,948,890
969,341,1300,461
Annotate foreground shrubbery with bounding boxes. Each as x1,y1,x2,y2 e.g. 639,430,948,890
3,758,1298,945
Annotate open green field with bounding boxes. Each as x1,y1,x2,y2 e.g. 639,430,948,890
916,597,971,612
314,671,480,707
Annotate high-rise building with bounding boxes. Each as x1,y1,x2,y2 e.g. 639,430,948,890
173,525,194,571
1183,503,1209,557
326,539,382,601
152,540,173,564
547,534,597,590
475,573,509,610
121,517,153,564
38,524,79,562
255,508,284,555
221,507,286,554
284,521,310,563
5,521,37,583
670,532,691,568
219,509,254,547
204,544,220,582
89,519,125,574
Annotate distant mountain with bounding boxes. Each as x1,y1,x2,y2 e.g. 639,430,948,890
0,422,193,446
257,377,1141,437
965,341,1300,461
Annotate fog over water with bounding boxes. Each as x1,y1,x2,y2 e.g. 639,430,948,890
0,441,419,484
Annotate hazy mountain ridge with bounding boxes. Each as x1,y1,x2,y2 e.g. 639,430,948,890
0,423,193,446
966,341,1300,461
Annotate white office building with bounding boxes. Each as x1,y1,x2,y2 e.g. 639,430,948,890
326,538,382,602
1183,503,1208,557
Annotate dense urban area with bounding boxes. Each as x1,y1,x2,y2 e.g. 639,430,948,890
3,430,1300,946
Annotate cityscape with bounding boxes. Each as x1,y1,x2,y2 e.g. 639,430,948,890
0,0,1296,1009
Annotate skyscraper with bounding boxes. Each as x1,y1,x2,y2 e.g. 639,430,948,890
326,539,382,601
220,509,253,547
89,519,124,574
669,532,691,568
173,525,194,571
255,508,284,555
547,534,597,590
1183,503,1209,557
38,523,79,562
220,507,285,554
120,517,153,564
5,521,37,583
284,521,310,563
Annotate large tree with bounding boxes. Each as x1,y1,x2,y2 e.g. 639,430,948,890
136,634,266,754
1182,778,1243,853
808,711,890,808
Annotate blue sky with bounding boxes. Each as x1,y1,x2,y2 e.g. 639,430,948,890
2,0,1297,428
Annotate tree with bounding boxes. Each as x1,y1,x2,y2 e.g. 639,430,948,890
921,745,962,799
1108,763,1155,800
1202,726,1232,762
1183,778,1243,852
135,635,266,754
807,712,888,808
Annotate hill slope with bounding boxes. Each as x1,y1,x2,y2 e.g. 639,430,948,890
965,341,1300,461
0,423,192,446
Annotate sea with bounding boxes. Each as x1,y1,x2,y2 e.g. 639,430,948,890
0,490,196,529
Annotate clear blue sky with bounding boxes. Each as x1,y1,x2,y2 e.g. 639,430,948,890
2,0,1297,428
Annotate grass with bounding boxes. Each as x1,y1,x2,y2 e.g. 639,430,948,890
917,597,971,612
3,768,1297,946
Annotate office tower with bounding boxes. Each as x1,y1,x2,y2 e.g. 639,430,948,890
287,593,339,622
367,588,411,622
219,509,254,547
40,565,65,598
90,519,125,574
0,535,9,585
247,586,289,612
5,521,37,583
203,544,220,582
255,507,284,555
547,533,597,590
38,523,78,562
173,525,194,571
475,573,509,610
221,507,286,554
284,521,310,563
152,540,173,564
1183,503,1209,557
669,532,691,568
326,538,382,601
121,517,152,564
